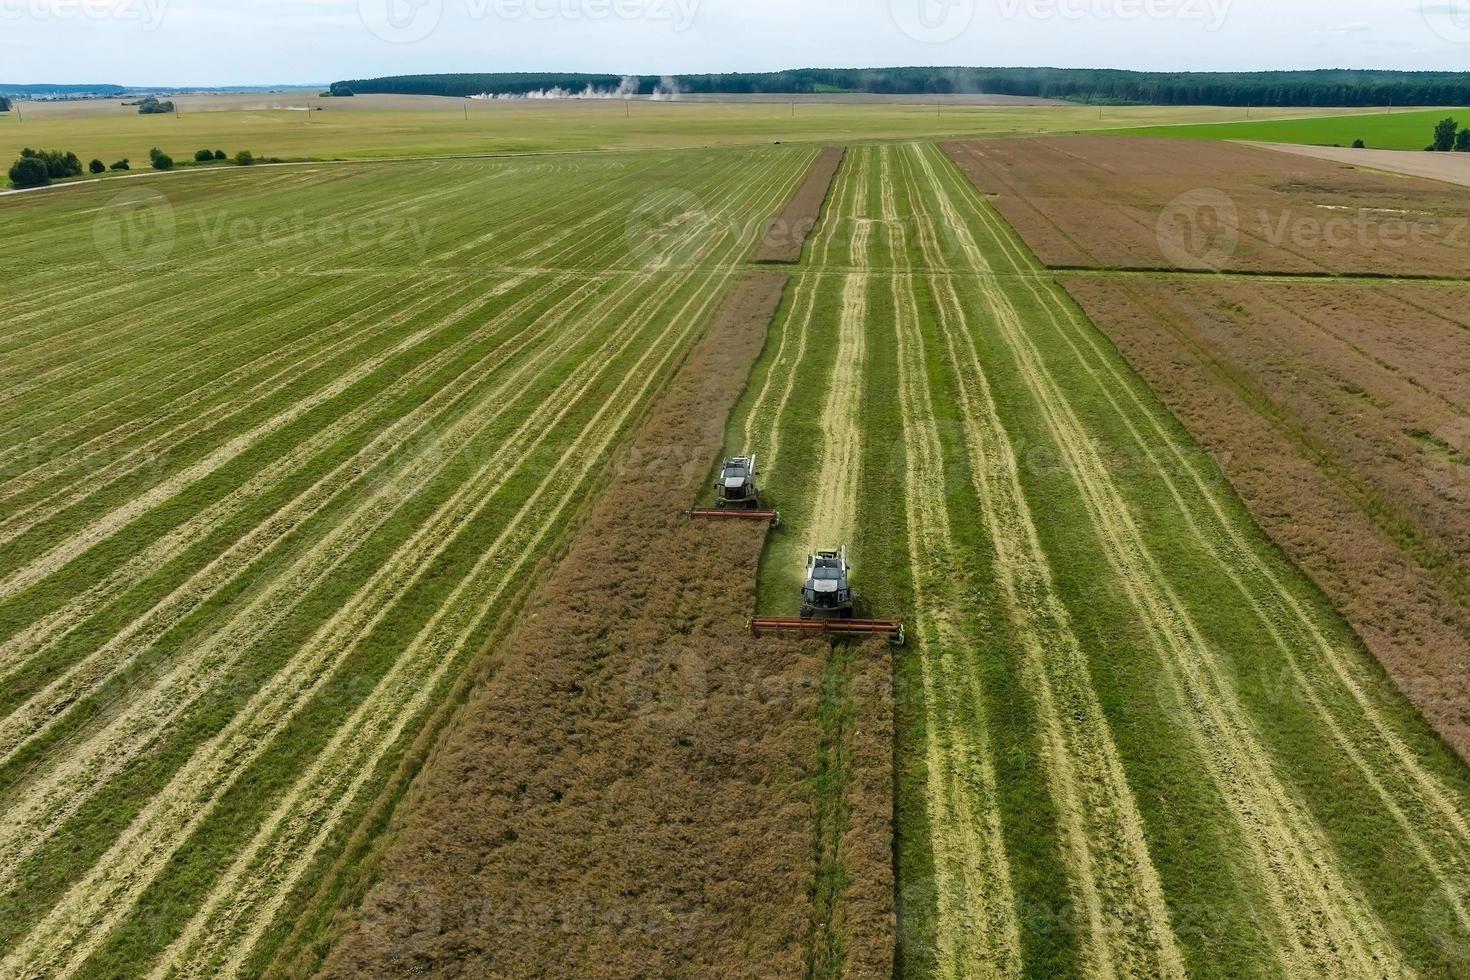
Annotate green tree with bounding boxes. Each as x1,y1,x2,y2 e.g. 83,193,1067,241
234,150,255,166
1433,117,1459,152
89,158,106,174
194,148,214,163
110,159,130,170
1352,138,1366,149
149,147,174,171
8,156,50,188
213,149,227,160
1458,130,1470,152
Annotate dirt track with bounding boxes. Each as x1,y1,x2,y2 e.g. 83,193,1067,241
753,147,846,263
944,136,1470,276
1247,141,1470,190
320,268,893,978
1064,276,1470,758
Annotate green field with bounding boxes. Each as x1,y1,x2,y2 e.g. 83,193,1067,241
1114,106,1470,149
0,144,811,975
0,95,1400,185
726,142,1470,977
8,100,1470,978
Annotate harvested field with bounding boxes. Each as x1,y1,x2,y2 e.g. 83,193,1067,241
320,267,896,977
733,141,1470,978
1246,140,1470,190
944,136,1470,276
0,145,823,976
1062,276,1470,757
753,146,846,263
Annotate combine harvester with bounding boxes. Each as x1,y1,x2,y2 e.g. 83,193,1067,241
752,546,906,647
690,455,780,526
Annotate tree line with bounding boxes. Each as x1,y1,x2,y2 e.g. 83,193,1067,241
0,96,11,113
331,68,1470,107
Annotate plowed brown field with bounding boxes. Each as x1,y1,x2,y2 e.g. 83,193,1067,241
319,268,893,978
1063,276,1470,757
945,137,1470,276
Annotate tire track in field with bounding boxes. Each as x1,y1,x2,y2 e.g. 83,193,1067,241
147,258,754,980
3,175,654,482
0,156,797,915
0,273,313,424
0,275,574,756
898,145,1184,980
0,263,676,887
0,273,552,675
914,144,1409,977
805,148,871,552
0,277,407,492
0,288,484,603
0,278,458,540
2,167,801,979
941,146,1470,930
741,151,857,467
882,146,1022,979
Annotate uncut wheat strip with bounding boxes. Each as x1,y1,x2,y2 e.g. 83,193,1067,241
0,160,784,892
900,145,1184,980
0,299,469,604
963,188,1470,921
0,277,408,485
885,184,1021,979
11,169,792,979
0,279,458,532
745,150,859,471
920,152,1409,977
0,274,575,750
944,150,1470,908
147,255,756,980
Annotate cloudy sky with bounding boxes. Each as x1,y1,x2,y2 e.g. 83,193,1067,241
3,0,1469,86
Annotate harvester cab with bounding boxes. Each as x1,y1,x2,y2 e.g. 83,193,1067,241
690,453,780,526
751,545,904,645
801,547,855,619
716,455,760,509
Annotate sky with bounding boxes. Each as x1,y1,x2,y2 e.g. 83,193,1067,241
2,0,1469,86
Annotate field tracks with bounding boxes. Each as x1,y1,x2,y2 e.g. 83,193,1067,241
940,142,1470,927
899,143,1185,978
0,150,808,975
924,143,1411,975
